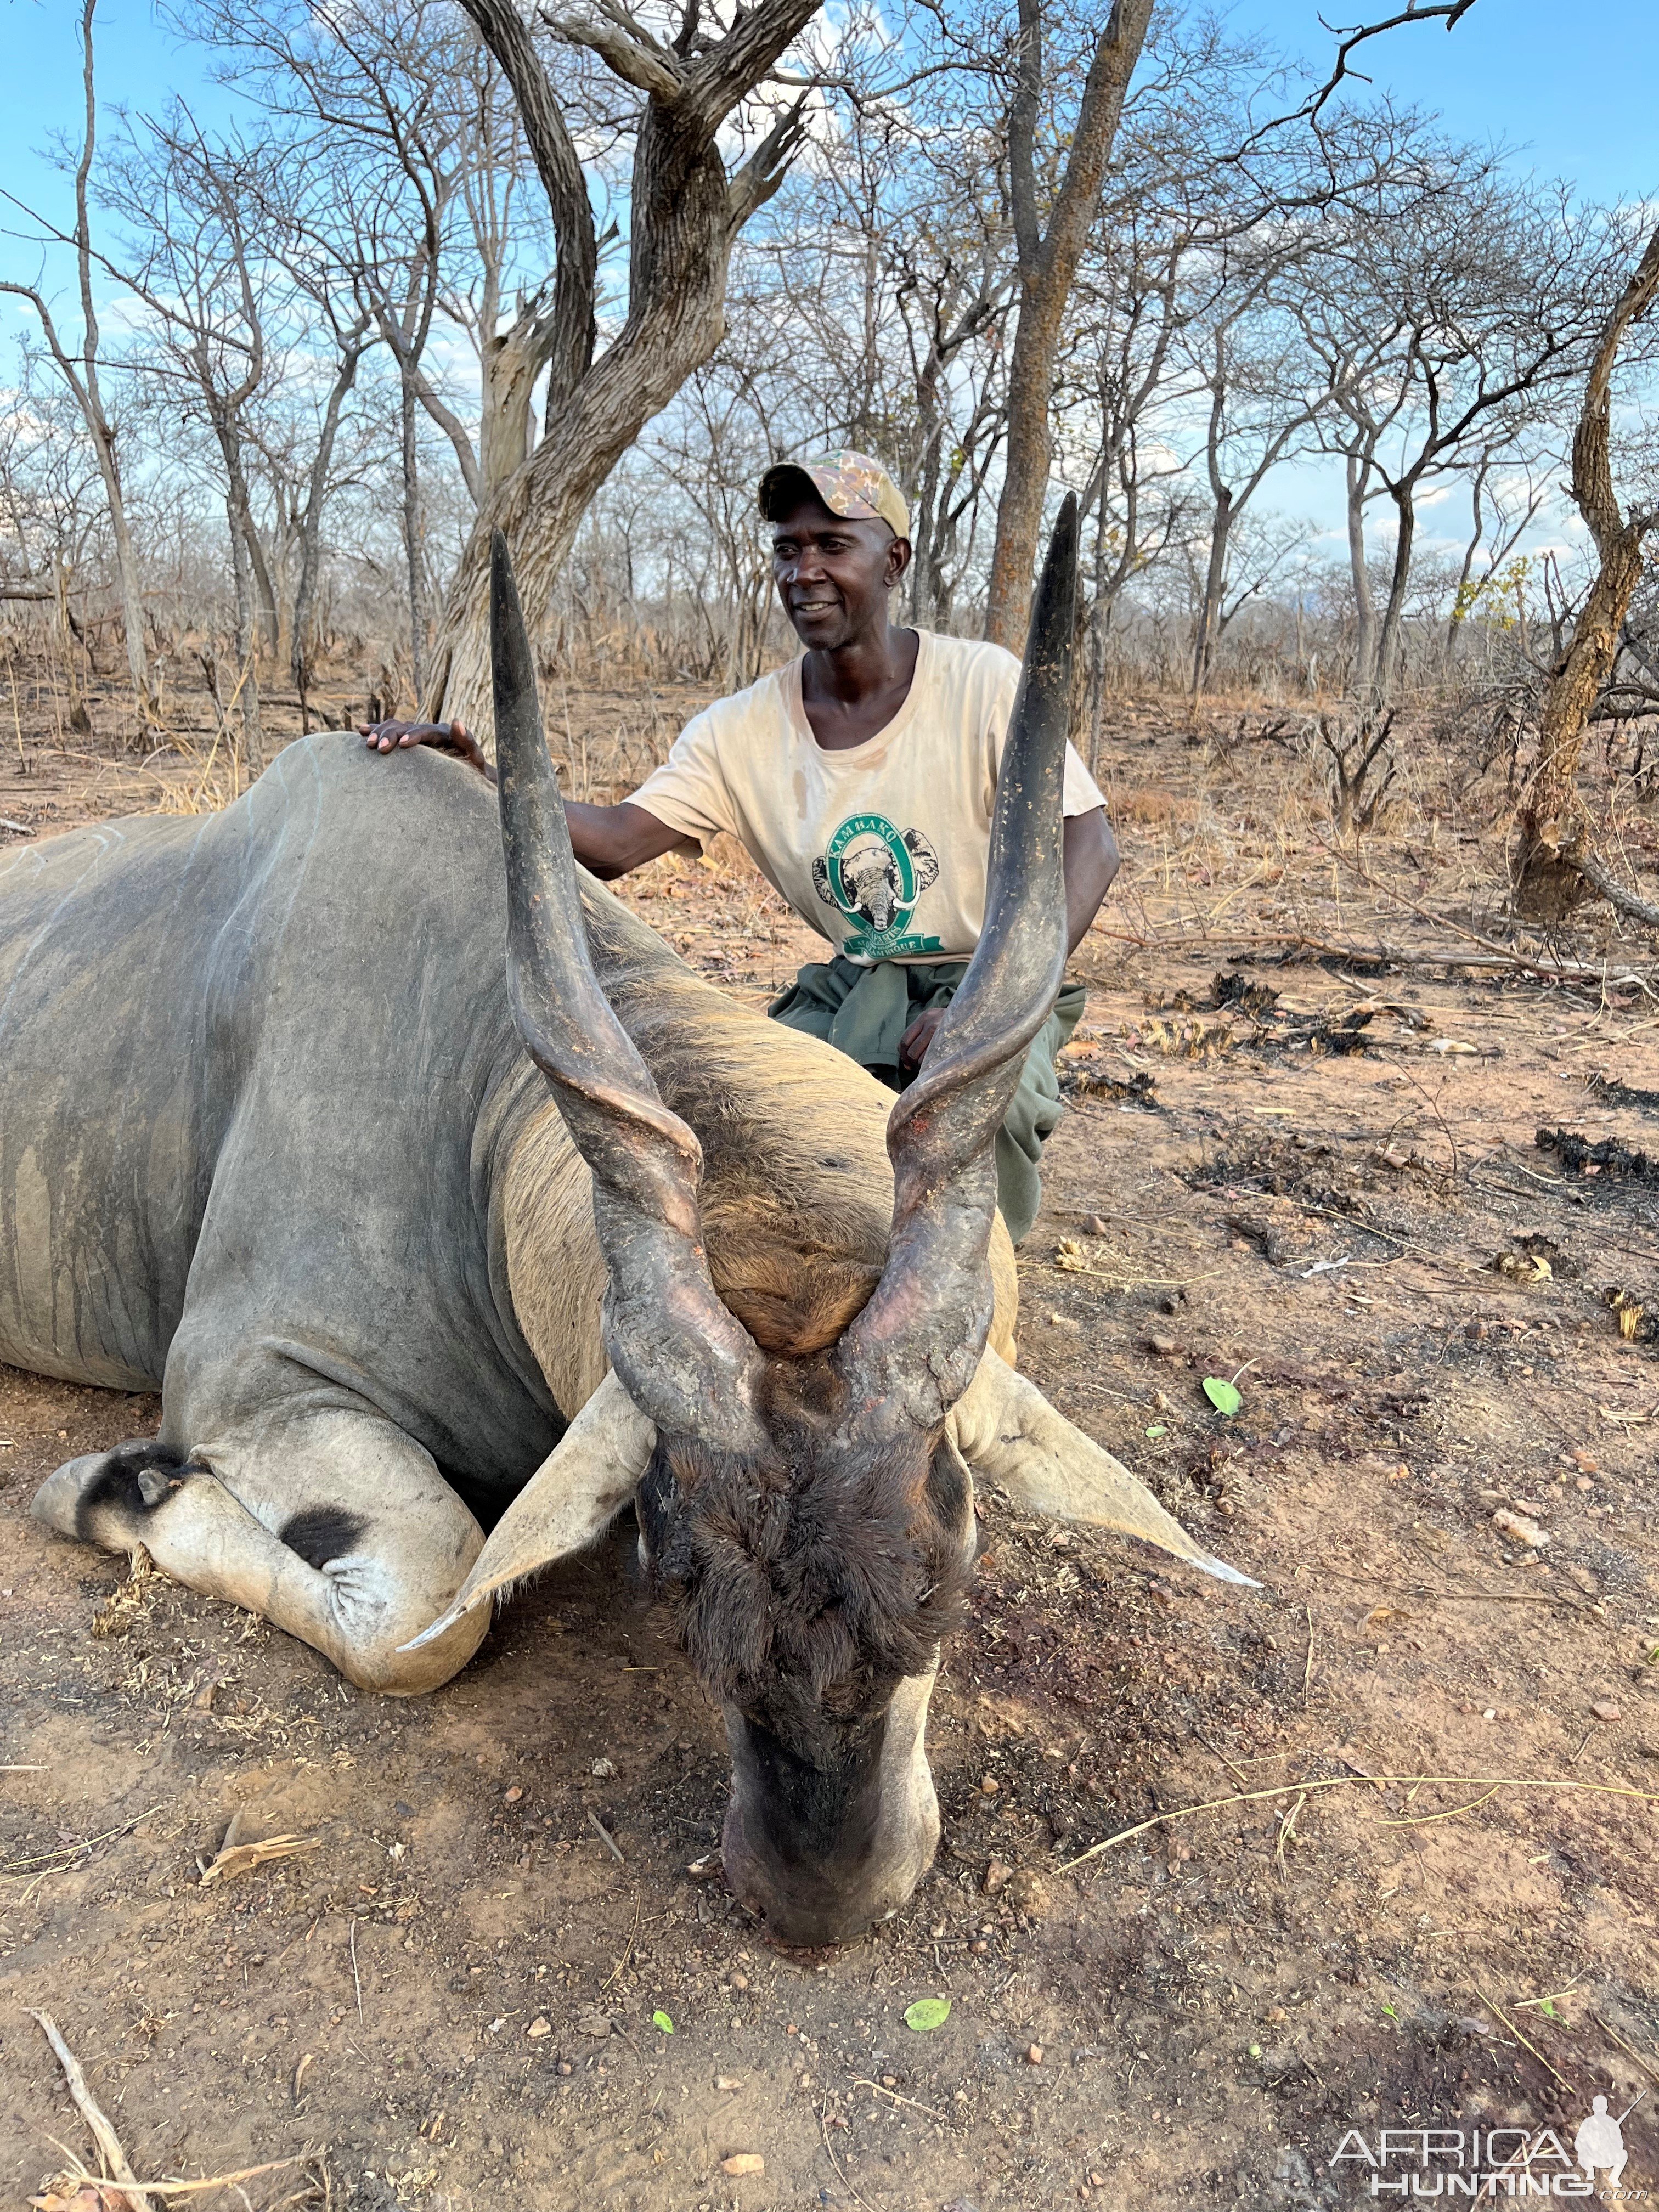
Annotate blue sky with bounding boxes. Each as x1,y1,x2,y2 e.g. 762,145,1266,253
6,0,1652,215
2,0,1655,561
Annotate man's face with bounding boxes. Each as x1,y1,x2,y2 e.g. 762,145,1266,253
771,497,911,650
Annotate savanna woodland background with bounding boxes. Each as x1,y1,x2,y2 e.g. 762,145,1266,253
3,2,1659,2209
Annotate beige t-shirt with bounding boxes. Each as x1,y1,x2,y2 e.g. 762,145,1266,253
630,630,1107,965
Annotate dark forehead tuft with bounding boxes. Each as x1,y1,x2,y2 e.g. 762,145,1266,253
646,1426,972,1754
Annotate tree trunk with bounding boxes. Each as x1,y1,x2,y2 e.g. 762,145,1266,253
291,325,369,729
226,498,263,771
1516,532,1647,915
210,396,274,695
983,0,1154,649
245,511,280,660
480,303,560,495
86,419,152,729
1516,219,1659,918
400,375,427,702
1373,482,1415,704
1346,454,1376,700
1190,485,1233,696
424,0,818,740
0,3,156,727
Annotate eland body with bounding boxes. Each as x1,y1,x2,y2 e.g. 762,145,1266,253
0,514,1246,1944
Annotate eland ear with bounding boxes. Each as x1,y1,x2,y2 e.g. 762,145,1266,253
400,1372,656,1651
949,1349,1259,1586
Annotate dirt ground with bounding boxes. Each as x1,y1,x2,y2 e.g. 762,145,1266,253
2,671,1657,2210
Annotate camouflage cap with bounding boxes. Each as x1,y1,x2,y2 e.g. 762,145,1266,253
758,450,910,539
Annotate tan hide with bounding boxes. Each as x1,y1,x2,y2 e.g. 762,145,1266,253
949,1348,1258,1585
400,1371,656,1651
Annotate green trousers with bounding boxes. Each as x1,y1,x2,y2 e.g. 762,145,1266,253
769,954,1085,1245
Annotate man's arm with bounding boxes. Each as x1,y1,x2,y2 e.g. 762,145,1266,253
898,808,1120,1071
565,799,697,879
358,716,695,879
1063,807,1119,956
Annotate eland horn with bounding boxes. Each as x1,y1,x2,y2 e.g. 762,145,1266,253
838,495,1079,1432
490,530,763,1444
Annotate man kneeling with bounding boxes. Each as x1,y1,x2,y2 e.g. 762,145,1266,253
365,451,1118,1243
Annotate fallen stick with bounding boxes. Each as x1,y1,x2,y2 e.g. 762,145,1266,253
30,2011,156,2212
1086,923,1640,986
1324,843,1659,992
1570,845,1659,931
44,2157,305,2202
1056,1771,1659,1873
588,1810,625,1865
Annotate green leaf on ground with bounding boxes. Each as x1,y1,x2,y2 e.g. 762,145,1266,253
1203,1376,1243,1417
653,2010,674,2034
1145,1422,1169,1439
904,1998,951,2033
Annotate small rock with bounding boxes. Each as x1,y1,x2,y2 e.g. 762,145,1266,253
969,1939,989,1956
1591,1701,1622,1723
1008,1869,1049,1916
1024,2043,1044,2066
504,1785,523,1804
984,1858,1012,1892
686,1854,721,1880
730,1970,749,1991
591,1757,616,1778
1145,1333,1179,1358
1492,1508,1547,1549
1465,1319,1489,1340
556,2059,573,2075
720,2154,764,2178
979,1775,1001,1798
573,2007,612,2039
715,2075,741,2090
526,2017,551,2039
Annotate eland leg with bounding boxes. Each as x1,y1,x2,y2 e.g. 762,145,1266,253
31,1409,489,1695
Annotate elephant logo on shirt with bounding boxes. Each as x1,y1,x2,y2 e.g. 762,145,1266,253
813,815,941,956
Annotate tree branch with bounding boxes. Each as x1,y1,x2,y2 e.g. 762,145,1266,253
680,0,823,134
725,94,809,235
461,0,598,408
1573,222,1659,556
545,4,685,97
1306,0,1481,125
1567,843,1659,932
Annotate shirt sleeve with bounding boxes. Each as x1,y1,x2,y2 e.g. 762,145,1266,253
981,647,1109,818
1062,742,1108,818
627,707,740,848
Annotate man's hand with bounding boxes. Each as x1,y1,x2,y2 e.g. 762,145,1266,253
359,717,496,784
899,1003,947,1072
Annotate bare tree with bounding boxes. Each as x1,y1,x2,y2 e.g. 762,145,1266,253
983,0,1155,648
0,0,155,725
419,0,820,739
100,116,292,761
1516,221,1659,918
